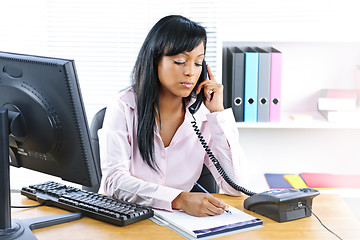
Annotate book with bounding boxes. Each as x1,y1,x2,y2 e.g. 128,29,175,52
243,47,259,122
264,173,309,189
357,65,360,101
255,47,271,122
319,108,360,122
283,174,308,189
300,173,360,189
317,89,358,111
264,173,293,189
153,206,263,239
269,47,282,122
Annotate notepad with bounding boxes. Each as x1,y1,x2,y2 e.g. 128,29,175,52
153,206,263,239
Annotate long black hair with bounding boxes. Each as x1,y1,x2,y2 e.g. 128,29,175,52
131,15,207,172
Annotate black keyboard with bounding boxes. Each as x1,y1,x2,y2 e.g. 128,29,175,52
20,181,154,226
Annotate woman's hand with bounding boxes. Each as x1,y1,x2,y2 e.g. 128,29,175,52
196,64,224,113
171,192,229,217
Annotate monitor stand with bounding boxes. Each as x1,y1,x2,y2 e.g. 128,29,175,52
0,107,83,240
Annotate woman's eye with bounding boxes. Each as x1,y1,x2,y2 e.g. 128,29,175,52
195,63,202,67
174,60,185,65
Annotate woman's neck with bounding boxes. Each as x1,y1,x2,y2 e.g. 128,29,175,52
158,92,184,115
156,93,185,147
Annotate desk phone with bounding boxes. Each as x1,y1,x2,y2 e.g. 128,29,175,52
244,188,320,222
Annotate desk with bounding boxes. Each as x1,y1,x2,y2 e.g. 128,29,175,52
11,193,360,240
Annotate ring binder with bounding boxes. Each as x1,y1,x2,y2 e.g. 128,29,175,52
269,47,282,122
243,47,259,122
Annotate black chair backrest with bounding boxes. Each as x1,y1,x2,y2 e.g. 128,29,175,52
83,107,219,194
82,107,106,193
190,165,219,193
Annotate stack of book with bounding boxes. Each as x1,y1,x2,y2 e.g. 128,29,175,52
223,46,282,123
317,89,360,122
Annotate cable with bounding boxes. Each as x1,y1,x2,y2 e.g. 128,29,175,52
11,202,45,209
191,114,256,196
192,112,343,239
192,113,343,239
304,204,342,240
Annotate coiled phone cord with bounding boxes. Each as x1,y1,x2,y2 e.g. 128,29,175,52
191,114,342,239
191,114,256,196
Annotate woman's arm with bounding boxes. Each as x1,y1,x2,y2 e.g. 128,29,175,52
204,108,247,196
98,96,182,211
195,65,247,195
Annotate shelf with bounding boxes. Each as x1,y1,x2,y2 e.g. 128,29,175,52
223,41,360,130
236,111,360,129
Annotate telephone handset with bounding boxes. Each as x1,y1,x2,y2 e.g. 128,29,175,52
188,61,319,223
188,60,207,115
188,60,256,196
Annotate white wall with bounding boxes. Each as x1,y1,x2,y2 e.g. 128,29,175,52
4,0,360,190
216,0,360,184
217,0,360,43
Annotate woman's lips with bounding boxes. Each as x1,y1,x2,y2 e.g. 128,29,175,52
180,82,194,88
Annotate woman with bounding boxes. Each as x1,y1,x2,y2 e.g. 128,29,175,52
99,15,245,217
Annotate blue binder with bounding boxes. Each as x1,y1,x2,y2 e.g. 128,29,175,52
243,47,259,122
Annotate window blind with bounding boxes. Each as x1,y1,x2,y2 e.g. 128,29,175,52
46,0,217,121
2,0,217,189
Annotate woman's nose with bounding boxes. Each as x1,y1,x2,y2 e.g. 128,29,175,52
184,64,195,77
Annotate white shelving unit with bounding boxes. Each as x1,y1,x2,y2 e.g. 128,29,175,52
221,41,360,191
222,41,360,123
236,111,360,129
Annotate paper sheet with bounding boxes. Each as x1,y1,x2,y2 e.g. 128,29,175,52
153,206,262,238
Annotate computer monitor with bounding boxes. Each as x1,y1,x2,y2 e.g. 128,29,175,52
0,51,101,239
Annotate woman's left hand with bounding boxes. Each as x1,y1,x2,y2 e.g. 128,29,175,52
196,64,224,113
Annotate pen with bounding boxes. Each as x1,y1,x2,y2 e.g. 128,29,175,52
194,182,232,214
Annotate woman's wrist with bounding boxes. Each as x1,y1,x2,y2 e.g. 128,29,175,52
209,107,224,113
171,191,187,210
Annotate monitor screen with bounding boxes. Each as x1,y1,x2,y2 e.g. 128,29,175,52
0,51,100,187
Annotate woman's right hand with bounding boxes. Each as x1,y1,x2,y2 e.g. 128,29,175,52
171,192,229,217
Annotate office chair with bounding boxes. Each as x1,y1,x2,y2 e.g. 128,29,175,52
82,107,106,193
83,107,219,194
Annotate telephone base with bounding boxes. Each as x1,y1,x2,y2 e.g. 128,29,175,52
244,188,320,222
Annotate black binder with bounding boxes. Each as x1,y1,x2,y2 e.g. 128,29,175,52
225,47,245,122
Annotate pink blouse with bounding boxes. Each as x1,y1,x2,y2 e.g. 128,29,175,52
99,88,243,211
